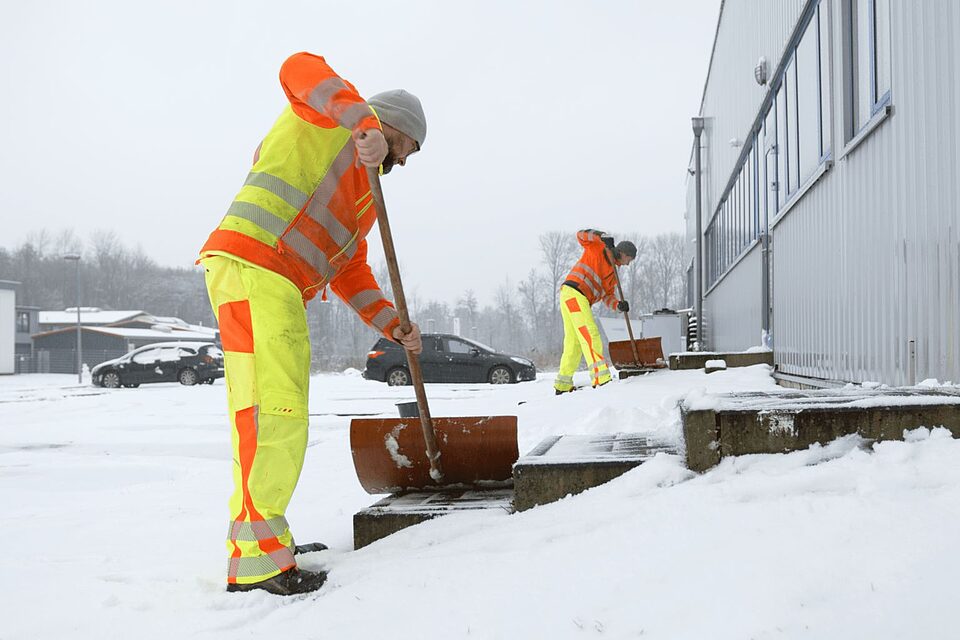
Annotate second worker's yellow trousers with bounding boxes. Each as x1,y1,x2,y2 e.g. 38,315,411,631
202,254,311,585
554,286,612,392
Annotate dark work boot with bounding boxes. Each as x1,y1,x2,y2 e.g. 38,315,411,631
226,567,328,596
294,542,328,555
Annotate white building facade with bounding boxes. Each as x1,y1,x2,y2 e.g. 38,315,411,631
686,0,959,386
0,282,17,375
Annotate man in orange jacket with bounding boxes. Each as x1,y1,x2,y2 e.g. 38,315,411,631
554,230,637,394
198,52,425,595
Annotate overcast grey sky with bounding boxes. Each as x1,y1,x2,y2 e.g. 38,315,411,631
1,0,720,305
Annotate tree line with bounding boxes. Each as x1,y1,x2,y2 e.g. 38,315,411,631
2,229,687,371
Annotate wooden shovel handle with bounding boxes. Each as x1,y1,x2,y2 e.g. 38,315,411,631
366,166,444,481
606,247,641,367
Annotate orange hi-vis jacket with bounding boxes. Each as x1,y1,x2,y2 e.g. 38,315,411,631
563,230,619,310
199,52,400,340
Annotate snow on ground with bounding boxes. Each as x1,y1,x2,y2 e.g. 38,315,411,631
2,366,959,639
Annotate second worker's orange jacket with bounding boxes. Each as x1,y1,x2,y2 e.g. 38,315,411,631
563,230,618,310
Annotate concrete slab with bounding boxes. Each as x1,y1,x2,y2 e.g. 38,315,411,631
353,488,514,549
669,351,774,370
513,433,679,511
681,387,960,471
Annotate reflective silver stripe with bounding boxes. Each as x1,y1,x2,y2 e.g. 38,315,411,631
226,201,289,237
315,205,354,247
244,172,309,211
340,102,374,130
299,144,356,251
591,362,610,385
311,143,356,209
349,289,386,311
370,306,399,332
579,231,599,243
342,238,359,262
572,270,602,299
285,228,331,276
306,77,348,114
554,374,574,384
228,517,290,542
228,545,295,580
305,78,373,130
575,262,605,292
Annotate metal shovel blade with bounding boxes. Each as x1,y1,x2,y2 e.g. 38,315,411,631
608,337,667,370
350,415,519,494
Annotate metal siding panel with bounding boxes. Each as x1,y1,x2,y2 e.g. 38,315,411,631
772,0,959,385
694,0,959,385
704,245,763,350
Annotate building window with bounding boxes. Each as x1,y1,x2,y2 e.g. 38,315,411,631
704,0,832,289
704,134,761,288
16,311,30,333
847,0,891,137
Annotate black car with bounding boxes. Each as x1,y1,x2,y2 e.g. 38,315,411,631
363,333,536,385
91,342,225,388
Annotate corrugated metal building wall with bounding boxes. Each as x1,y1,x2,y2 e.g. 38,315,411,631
685,0,960,385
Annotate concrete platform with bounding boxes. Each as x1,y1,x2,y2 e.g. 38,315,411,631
513,433,679,511
353,488,514,549
354,434,681,545
681,387,960,472
669,350,774,370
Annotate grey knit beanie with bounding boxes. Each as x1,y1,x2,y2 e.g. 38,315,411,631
368,89,427,148
616,240,637,259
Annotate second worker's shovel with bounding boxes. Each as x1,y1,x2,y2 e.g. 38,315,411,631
349,167,519,494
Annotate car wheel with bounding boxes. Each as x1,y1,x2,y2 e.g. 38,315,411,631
178,368,199,386
123,383,140,389
102,371,122,389
386,367,410,386
201,378,214,385
489,366,514,385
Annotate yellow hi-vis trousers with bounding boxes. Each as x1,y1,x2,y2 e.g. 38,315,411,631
202,255,311,585
555,286,612,392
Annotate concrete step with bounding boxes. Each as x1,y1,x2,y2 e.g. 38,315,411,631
353,487,514,549
682,387,960,471
354,433,680,546
513,433,679,511
669,351,773,370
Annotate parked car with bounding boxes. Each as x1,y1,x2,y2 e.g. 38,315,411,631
363,333,536,385
91,342,224,388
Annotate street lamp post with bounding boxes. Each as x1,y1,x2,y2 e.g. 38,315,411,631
63,254,82,383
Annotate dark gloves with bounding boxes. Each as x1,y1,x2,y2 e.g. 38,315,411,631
602,236,615,250
617,300,630,313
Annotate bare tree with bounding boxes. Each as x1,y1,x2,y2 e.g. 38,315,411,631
53,229,83,257
646,233,686,310
616,233,648,312
538,231,579,346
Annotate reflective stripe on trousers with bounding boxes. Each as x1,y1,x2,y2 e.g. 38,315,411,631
202,255,310,585
555,286,611,391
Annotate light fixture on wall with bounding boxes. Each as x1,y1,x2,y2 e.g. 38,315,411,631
729,138,742,147
754,56,768,86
